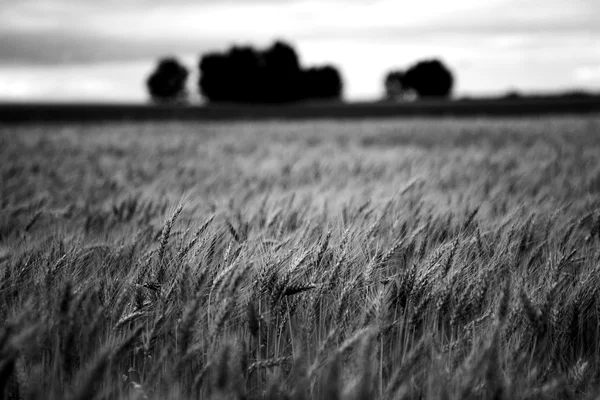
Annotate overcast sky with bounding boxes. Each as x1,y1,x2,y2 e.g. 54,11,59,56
1,0,599,102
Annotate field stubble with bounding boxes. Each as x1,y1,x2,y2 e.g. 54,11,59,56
1,116,600,399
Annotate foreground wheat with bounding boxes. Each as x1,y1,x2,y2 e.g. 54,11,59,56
1,116,600,399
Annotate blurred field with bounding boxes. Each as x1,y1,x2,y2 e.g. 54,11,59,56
1,116,600,399
2,96,600,123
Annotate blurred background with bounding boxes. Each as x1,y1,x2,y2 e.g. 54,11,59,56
1,0,599,103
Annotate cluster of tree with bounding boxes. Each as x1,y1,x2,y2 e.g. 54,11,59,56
146,41,343,104
146,44,456,103
200,42,342,103
384,59,454,100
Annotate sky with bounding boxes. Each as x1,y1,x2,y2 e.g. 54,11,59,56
1,0,599,102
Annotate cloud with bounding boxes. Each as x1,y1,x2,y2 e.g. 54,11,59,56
2,0,599,65
0,61,156,102
1,0,600,99
575,65,600,82
0,29,214,65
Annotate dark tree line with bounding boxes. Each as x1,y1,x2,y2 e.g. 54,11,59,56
146,43,455,103
198,41,343,103
146,41,342,104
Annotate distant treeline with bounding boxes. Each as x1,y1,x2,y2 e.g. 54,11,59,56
200,42,342,103
147,40,455,104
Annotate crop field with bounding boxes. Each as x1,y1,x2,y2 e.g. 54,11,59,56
2,116,600,399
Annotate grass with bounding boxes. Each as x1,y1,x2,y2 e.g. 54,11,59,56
1,116,600,399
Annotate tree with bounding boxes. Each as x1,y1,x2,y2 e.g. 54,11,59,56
198,40,344,104
302,66,343,100
402,59,454,98
263,41,303,103
225,46,263,103
146,57,189,103
198,53,230,103
264,41,301,74
384,70,406,100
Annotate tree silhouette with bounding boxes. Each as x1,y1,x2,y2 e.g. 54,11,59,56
263,41,302,103
199,53,230,103
198,40,343,104
403,59,454,98
226,46,263,103
384,70,406,100
146,58,189,103
302,66,343,100
264,41,301,73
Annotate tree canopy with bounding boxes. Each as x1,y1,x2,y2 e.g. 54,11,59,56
199,41,343,104
384,59,454,100
146,57,189,103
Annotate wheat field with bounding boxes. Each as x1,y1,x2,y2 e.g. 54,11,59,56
1,116,600,399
